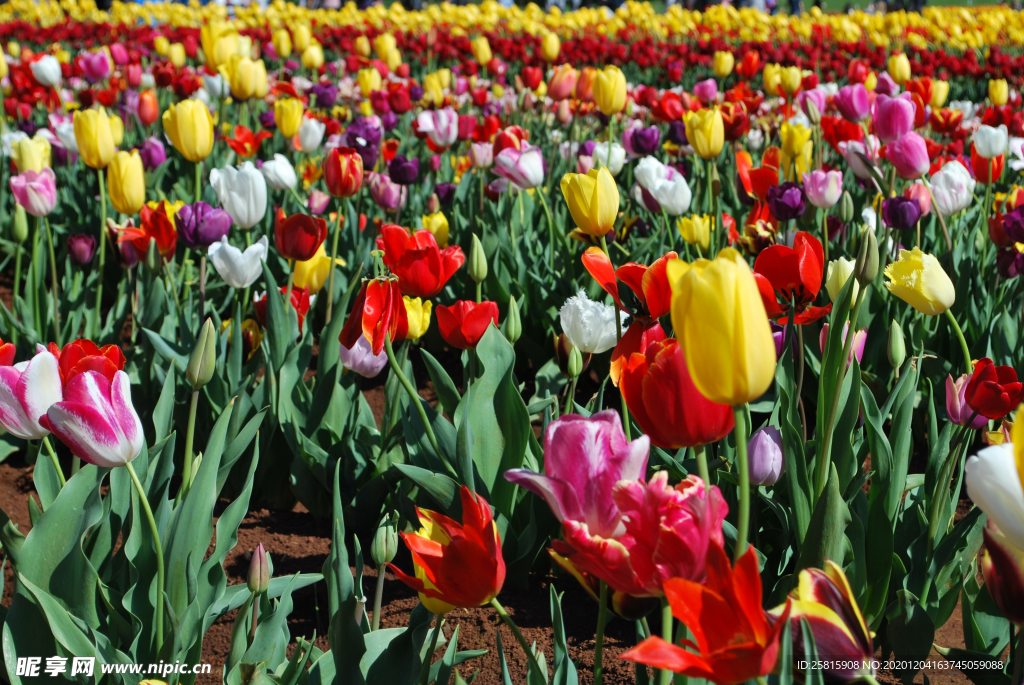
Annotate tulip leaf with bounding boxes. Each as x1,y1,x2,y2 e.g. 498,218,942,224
550,585,578,685
142,327,191,372
394,464,460,515
260,261,290,373
797,462,850,574
420,349,461,418
935,647,1010,685
776,335,811,545
218,408,268,492
153,363,178,442
886,590,935,685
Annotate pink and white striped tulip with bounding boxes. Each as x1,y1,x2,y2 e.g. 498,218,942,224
416,107,459,149
0,346,63,440
10,168,58,217
41,370,144,468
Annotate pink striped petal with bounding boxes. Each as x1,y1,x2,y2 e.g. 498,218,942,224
110,371,143,462
0,366,36,439
16,349,62,437
45,400,131,467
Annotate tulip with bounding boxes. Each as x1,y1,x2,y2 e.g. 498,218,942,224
779,66,802,95
766,182,806,222
388,155,420,185
712,51,734,78
293,243,345,295
838,136,880,180
964,358,1024,421
825,257,860,303
74,109,115,169
886,132,930,180
905,183,931,217
834,84,870,124
10,168,58,218
30,55,61,86
989,78,1009,107
136,89,160,127
298,117,326,154
561,167,618,237
634,157,691,215
81,51,110,83
368,172,407,213
973,124,1008,159
273,28,292,58
255,285,312,334
162,100,214,163
104,151,145,217
693,79,718,106
559,290,624,355
883,247,955,316
261,154,297,190
685,108,725,160
417,107,459,149
43,370,143,468
436,300,499,350
208,235,269,289
763,63,782,96
971,145,1005,185
881,196,922,231
339,276,408,355
819,322,867,368
803,169,843,209
576,67,598,102
590,142,626,176
622,337,734,450
302,44,324,70
469,142,493,169
623,125,660,157
12,135,51,173
0,347,63,440
946,374,990,430
404,297,433,341
931,79,950,108
980,523,1024,626
275,98,304,139
797,87,827,121
547,64,578,101
67,233,97,266
275,209,327,262
321,146,364,202
873,94,916,144
338,333,388,379
966,441,1024,568
471,36,492,65
931,160,976,217
417,211,448,248
229,57,259,100
888,53,911,85
593,65,627,116
668,248,777,406
748,426,784,486
176,202,231,249
678,215,713,252
754,232,831,325
210,162,267,230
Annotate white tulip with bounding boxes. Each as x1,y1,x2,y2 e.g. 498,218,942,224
838,136,880,180
559,290,627,355
203,73,228,99
1009,137,1024,172
261,154,297,190
210,162,267,230
965,443,1024,552
298,117,326,153
973,124,1008,160
1,131,27,157
590,142,626,176
825,257,859,304
930,160,976,217
30,55,62,87
208,236,269,289
634,156,692,216
140,73,156,90
949,100,977,122
55,122,79,154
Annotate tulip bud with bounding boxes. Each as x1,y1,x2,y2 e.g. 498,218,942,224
567,345,583,379
854,227,878,287
11,203,28,243
370,511,399,567
887,319,906,369
839,190,855,224
186,318,218,390
503,297,521,344
805,99,821,126
426,193,440,215
145,237,162,273
709,162,721,197
247,542,270,595
747,426,784,486
469,234,488,284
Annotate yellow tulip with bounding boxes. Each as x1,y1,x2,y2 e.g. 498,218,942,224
359,101,374,117
385,48,401,73
253,60,269,98
492,84,505,98
677,214,713,252
887,53,911,86
435,69,452,90
931,80,950,108
593,65,627,116
293,243,345,295
471,36,492,65
154,36,170,56
358,68,382,98
780,122,811,157
423,73,444,106
825,257,859,303
107,150,145,216
230,57,258,100
275,98,304,138
883,247,955,316
374,33,397,61
109,114,124,147
422,212,449,248
354,35,371,58
404,297,433,340
989,79,1009,107
667,248,777,406
237,36,253,59
12,136,51,173
541,33,560,63
713,51,734,79
291,23,312,52
779,66,802,96
0,51,8,80
74,109,115,169
272,28,292,59
162,100,214,163
7,42,20,59
303,44,325,70
684,108,725,160
763,63,782,97
864,72,878,92
168,42,186,68
780,122,813,181
201,21,237,69
560,167,619,237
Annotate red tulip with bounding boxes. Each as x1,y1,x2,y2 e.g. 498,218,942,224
274,208,328,262
492,125,528,156
0,339,13,367
621,338,734,449
457,115,477,141
621,544,791,685
971,144,1005,184
47,339,126,389
980,523,1024,625
323,146,364,198
965,357,1024,420
652,92,684,122
118,203,177,261
753,231,831,324
255,286,312,334
736,51,760,80
520,66,543,91
388,85,411,114
720,102,750,143
376,224,465,298
848,59,870,84
930,108,964,135
436,300,498,350
338,277,409,356
820,115,864,154
224,125,273,158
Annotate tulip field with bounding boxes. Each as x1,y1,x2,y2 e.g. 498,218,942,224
2,1,1024,684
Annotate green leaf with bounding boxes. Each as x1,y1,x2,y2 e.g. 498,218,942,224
797,463,850,572
420,350,461,417
394,464,460,514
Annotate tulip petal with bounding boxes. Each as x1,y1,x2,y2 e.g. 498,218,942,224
620,636,717,679
0,366,37,439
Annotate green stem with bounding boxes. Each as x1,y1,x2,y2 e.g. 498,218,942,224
926,424,971,557
657,598,673,685
944,309,972,374
43,217,61,346
599,235,630,440
1012,627,1022,685
733,404,751,563
565,376,578,416
595,581,608,685
195,161,202,204
177,390,199,504
324,203,345,324
418,613,443,685
125,460,164,655
94,168,107,338
695,443,710,485
489,598,547,679
372,564,386,631
41,436,66,488
248,593,259,647
820,209,829,267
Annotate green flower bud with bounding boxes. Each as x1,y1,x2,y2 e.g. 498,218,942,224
805,99,821,126
503,297,521,345
247,542,270,595
370,511,399,567
709,161,721,198
839,191,855,224
145,237,161,274
469,233,488,284
11,203,28,244
854,227,878,287
888,319,906,369
567,345,583,379
186,318,218,390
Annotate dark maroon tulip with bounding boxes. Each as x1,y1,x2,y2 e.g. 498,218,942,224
882,196,922,230
766,182,806,222
176,202,233,249
67,233,97,265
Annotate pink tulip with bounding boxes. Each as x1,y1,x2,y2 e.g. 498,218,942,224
469,142,493,169
693,78,718,106
946,374,988,429
819,322,867,368
577,154,595,175
872,93,916,144
81,51,111,84
416,107,458,149
887,132,930,179
875,71,899,97
11,168,58,218
339,334,388,378
834,84,870,123
42,370,144,468
109,43,129,66
839,136,880,179
506,410,649,539
494,143,545,189
307,189,330,215
797,87,828,119
367,171,407,214
802,169,844,209
0,346,63,440
905,183,931,216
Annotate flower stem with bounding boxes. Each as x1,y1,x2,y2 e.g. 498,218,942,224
944,309,972,375
695,443,710,485
194,161,202,204
324,203,345,324
125,460,164,655
93,168,107,338
176,390,199,504
657,598,673,685
732,404,751,563
820,209,829,266
489,598,546,679
372,564,386,631
41,436,66,488
43,217,61,346
594,581,608,685
599,235,630,440
248,593,259,647
418,613,443,685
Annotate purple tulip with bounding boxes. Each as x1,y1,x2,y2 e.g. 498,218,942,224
344,117,382,170
623,124,660,157
259,110,277,130
176,202,233,249
308,83,338,109
368,172,407,213
388,155,419,185
81,51,110,84
834,84,870,124
409,84,424,101
435,182,455,206
747,426,784,486
946,374,988,429
505,410,649,538
820,322,867,368
766,182,806,221
996,249,1024,278
139,137,167,171
285,59,300,72
1003,206,1024,242
693,78,718,106
882,196,922,230
66,233,97,266
339,334,388,378
579,140,597,158
827,215,846,241
380,110,398,131
668,121,688,145
770,321,788,359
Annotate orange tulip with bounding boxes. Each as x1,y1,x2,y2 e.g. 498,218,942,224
138,90,159,127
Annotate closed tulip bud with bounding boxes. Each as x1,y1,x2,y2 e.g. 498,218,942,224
888,319,906,369
854,227,879,287
541,33,560,63
371,512,399,566
593,65,627,116
471,36,492,66
230,56,258,100
567,345,584,379
162,100,214,163
323,146,363,198
74,108,115,169
145,237,161,274
561,167,619,237
931,80,950,108
0,52,10,81
469,233,487,284
107,150,145,216
354,35,371,58
187,318,218,390
779,66,802,95
291,23,311,52
303,44,324,70
685,108,725,160
168,43,186,68
804,99,821,126
247,543,270,595
887,53,911,86
138,90,160,127
713,51,734,79
274,98,304,139
273,29,292,59
839,190,855,223
825,257,859,303
373,33,397,61
504,297,521,344
747,426,784,486
12,203,28,243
